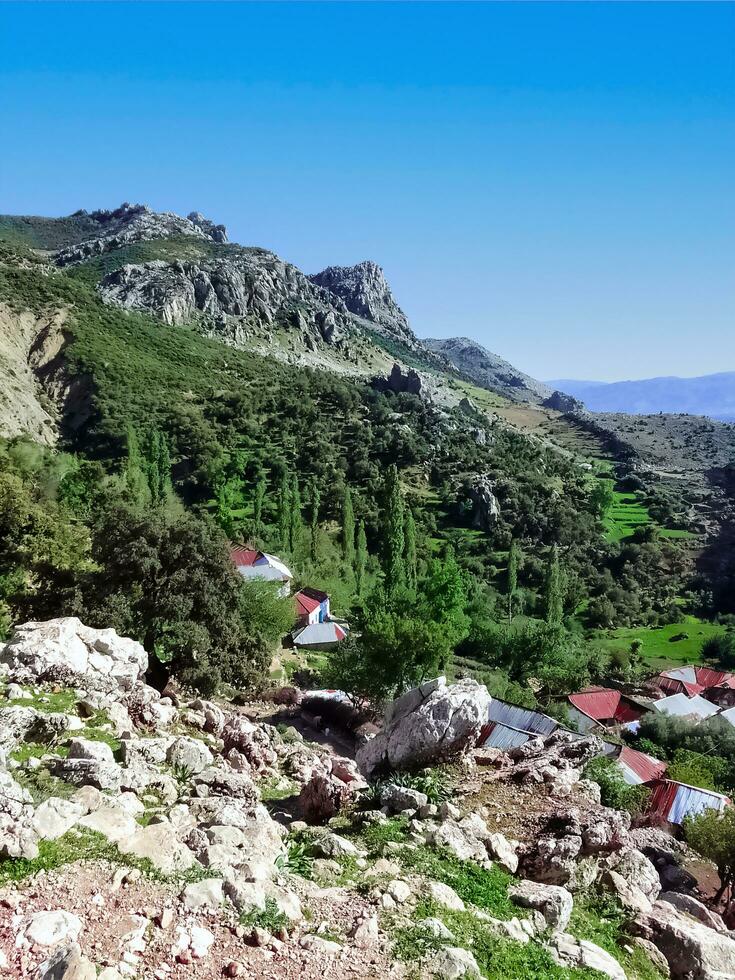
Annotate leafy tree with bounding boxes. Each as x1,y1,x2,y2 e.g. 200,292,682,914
404,506,418,589
326,554,469,703
144,429,173,506
701,633,735,671
583,756,649,815
382,465,405,593
341,484,355,565
308,477,320,563
544,545,565,626
81,499,272,695
507,538,520,623
355,519,368,596
684,807,735,908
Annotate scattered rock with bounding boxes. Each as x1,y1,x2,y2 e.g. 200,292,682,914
508,880,574,931
425,946,482,979
22,910,83,947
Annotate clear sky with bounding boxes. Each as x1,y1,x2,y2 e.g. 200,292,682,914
1,2,733,381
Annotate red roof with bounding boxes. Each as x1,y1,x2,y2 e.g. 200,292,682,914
294,588,330,617
568,687,645,725
618,746,667,784
230,547,260,567
656,665,735,695
568,688,622,722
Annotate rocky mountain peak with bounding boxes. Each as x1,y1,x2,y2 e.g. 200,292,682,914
309,260,415,346
55,203,228,266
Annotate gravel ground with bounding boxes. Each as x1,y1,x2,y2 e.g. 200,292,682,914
0,861,405,980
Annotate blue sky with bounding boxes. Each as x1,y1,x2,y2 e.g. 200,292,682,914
1,2,733,381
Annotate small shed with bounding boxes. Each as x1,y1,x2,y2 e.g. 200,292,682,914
615,745,667,786
478,700,558,751
652,692,721,724
294,587,331,627
292,621,348,650
647,779,730,826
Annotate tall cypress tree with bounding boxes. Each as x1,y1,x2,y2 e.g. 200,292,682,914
277,470,290,548
507,537,520,623
144,429,172,506
289,474,302,553
404,506,417,589
123,425,148,505
309,477,320,563
382,465,405,593
545,544,565,627
253,473,266,534
341,485,355,564
355,520,368,596
156,433,172,503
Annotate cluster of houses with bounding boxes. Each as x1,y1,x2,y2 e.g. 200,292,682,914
229,547,349,649
230,543,732,829
481,661,735,828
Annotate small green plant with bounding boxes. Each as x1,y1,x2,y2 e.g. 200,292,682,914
239,898,290,934
0,828,212,887
170,763,194,785
276,840,314,878
357,816,410,853
399,846,519,918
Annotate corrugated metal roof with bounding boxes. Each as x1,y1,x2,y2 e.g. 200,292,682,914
653,693,720,721
568,688,621,722
294,589,329,616
617,746,667,786
487,700,558,736
293,622,347,646
479,722,535,751
649,779,729,825
663,666,698,684
230,547,260,567
658,665,735,692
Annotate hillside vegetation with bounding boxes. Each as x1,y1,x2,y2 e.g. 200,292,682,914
0,204,733,700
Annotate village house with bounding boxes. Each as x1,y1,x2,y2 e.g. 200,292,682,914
652,691,721,724
293,587,331,628
647,779,730,827
229,547,293,597
566,686,651,734
614,745,667,786
653,664,735,707
292,620,348,650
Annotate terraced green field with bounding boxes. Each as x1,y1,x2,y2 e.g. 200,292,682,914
603,491,652,542
595,615,729,671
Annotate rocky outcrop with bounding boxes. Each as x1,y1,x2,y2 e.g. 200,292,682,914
544,389,585,414
0,617,147,690
54,203,226,265
356,677,491,777
97,250,354,350
309,260,415,346
632,901,735,979
466,474,501,530
371,362,423,396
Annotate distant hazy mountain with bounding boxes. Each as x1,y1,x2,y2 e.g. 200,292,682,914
547,373,735,422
